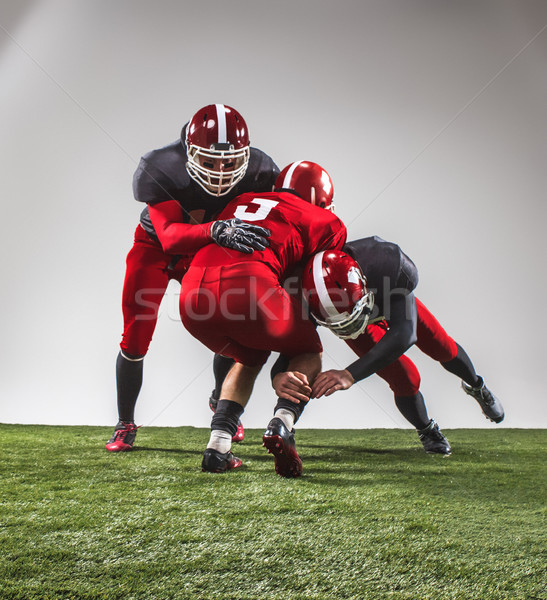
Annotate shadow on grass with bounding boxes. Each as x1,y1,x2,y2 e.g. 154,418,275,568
301,443,416,455
131,446,203,456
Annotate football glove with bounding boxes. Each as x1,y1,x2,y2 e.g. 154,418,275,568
210,218,271,254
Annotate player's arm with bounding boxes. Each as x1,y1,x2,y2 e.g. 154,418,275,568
148,200,213,255
149,201,271,255
312,292,418,398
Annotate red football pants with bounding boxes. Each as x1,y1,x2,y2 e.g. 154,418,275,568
120,225,189,356
180,263,323,367
345,298,458,396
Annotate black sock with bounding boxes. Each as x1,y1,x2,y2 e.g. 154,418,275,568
274,397,308,425
394,392,430,430
441,343,481,387
212,355,236,400
211,400,244,437
116,351,143,423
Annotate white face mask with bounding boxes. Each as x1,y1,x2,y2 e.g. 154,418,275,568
186,144,250,197
314,291,375,339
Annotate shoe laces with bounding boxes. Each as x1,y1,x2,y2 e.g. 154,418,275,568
419,420,441,440
428,426,444,441
114,423,140,440
474,385,495,406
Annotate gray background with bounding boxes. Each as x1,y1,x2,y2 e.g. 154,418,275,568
1,0,546,430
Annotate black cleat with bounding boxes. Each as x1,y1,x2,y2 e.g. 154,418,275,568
417,419,452,456
262,417,302,478
201,448,242,473
462,377,504,423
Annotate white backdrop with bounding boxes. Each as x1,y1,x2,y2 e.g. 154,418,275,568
1,0,546,430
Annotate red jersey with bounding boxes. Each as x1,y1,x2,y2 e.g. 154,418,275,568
190,191,347,279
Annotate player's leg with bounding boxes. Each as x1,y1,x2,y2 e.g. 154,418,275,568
263,352,321,478
209,354,236,411
208,354,245,443
182,264,320,476
107,229,170,452
347,324,451,454
254,285,323,477
378,359,451,456
203,361,262,473
415,298,504,423
210,266,320,477
180,267,272,471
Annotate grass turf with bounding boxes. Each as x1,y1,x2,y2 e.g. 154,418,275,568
0,425,545,600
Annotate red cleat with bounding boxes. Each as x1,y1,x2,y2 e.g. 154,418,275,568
106,421,140,452
262,418,302,478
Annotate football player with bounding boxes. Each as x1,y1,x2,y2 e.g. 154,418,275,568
179,161,346,476
106,104,279,452
274,239,504,455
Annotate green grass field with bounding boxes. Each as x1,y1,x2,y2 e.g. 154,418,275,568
0,425,545,600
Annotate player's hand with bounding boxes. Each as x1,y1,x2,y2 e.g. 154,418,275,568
211,218,271,254
312,369,355,398
273,371,312,404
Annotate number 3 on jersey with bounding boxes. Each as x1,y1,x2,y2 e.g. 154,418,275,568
233,198,279,222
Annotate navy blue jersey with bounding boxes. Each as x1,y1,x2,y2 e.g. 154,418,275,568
134,125,279,239
344,236,419,322
340,236,419,382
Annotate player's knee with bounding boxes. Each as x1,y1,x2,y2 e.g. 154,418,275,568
387,364,421,396
119,349,146,362
121,320,156,357
120,334,150,359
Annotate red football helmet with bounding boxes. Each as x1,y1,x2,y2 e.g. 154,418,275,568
275,161,335,211
185,104,250,197
302,250,374,339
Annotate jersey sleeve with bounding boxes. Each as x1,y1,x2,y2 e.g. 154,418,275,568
304,211,347,255
148,200,213,255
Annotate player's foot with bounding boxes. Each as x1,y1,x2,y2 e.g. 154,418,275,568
201,448,242,473
209,391,245,443
417,419,452,456
105,421,139,452
461,377,504,423
262,417,302,478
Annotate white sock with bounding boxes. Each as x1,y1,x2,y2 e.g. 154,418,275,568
207,430,232,454
274,409,295,431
